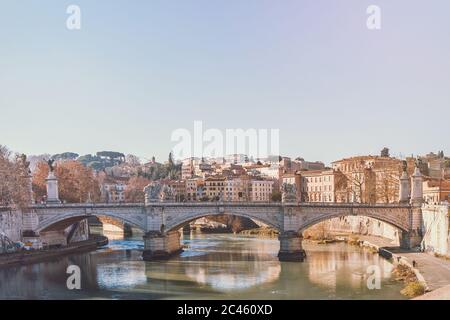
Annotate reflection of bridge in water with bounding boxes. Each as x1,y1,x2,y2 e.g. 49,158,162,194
23,201,423,261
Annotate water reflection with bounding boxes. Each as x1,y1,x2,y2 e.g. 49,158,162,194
180,234,281,291
0,232,406,300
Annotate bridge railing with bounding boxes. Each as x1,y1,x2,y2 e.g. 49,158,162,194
29,201,412,209
31,202,145,208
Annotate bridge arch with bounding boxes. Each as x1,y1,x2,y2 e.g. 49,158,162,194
37,211,146,233
296,210,410,234
165,210,281,233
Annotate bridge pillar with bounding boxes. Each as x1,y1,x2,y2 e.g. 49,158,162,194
278,231,306,262
142,230,183,260
400,205,424,249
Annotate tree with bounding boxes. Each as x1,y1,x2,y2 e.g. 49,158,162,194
32,160,100,203
51,152,79,161
271,191,282,202
125,154,141,166
168,152,174,168
376,169,400,203
0,146,32,209
340,159,376,203
375,162,402,203
125,176,150,202
380,147,390,158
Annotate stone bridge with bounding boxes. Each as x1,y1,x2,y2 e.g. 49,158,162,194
23,201,422,261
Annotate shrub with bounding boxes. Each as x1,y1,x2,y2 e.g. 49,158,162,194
400,281,425,298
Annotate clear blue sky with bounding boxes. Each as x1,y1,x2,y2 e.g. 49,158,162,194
1,0,449,165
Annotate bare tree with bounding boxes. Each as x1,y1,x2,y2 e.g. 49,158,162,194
125,154,141,167
0,146,32,209
375,164,401,203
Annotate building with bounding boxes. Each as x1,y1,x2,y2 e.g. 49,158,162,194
423,179,450,204
181,158,200,179
250,180,274,202
294,158,326,171
185,177,205,201
224,154,248,165
256,164,283,180
100,176,129,203
204,176,226,200
299,170,346,203
281,157,325,174
332,155,402,203
223,177,251,202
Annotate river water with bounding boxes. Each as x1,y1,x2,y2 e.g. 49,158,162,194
0,231,406,300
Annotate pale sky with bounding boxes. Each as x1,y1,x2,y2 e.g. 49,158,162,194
1,0,449,165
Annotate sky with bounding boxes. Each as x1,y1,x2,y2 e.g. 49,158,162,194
1,0,449,165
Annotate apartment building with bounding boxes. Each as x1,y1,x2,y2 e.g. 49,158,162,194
250,180,274,202
204,176,226,200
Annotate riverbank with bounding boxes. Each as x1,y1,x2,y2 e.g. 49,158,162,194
239,227,278,237
0,235,108,269
320,234,450,299
327,235,428,297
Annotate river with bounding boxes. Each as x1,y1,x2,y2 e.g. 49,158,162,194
0,231,406,299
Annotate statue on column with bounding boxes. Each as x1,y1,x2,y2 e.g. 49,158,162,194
399,160,411,204
281,183,297,203
411,157,424,204
144,183,162,203
160,184,175,202
414,158,422,169
402,160,407,173
47,159,55,172
45,159,60,203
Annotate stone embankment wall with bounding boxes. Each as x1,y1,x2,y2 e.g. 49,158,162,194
421,204,449,255
304,215,400,244
0,209,22,242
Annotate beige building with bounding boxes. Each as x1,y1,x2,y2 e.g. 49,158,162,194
299,170,344,203
423,179,450,204
204,176,226,200
224,177,250,202
250,180,274,202
181,158,201,179
100,177,129,203
255,164,282,180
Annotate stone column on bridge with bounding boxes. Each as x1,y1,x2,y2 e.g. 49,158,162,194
399,166,410,204
411,166,424,205
142,230,183,260
278,231,306,262
46,171,61,204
